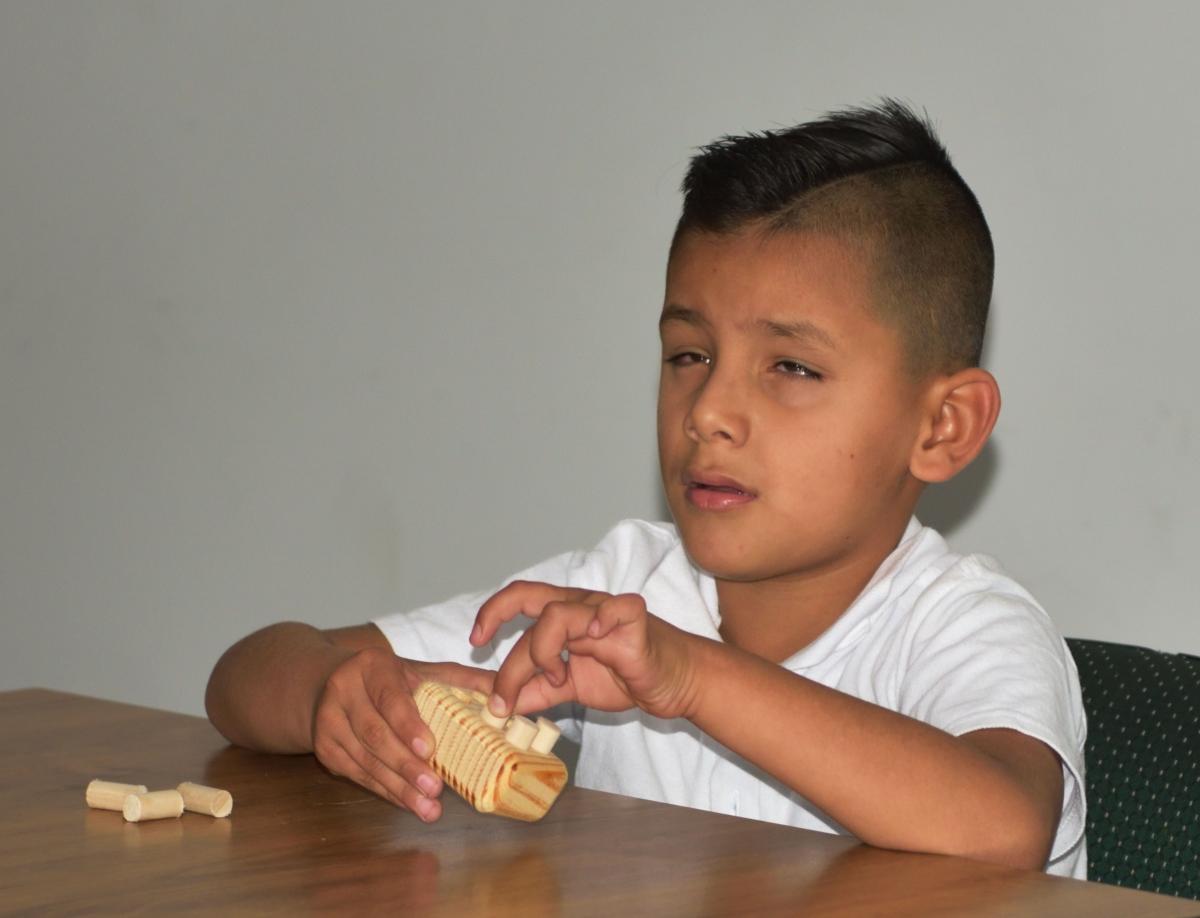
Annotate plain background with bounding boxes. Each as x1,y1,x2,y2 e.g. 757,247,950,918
3,1,1197,717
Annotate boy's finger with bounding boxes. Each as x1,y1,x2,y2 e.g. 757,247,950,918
471,581,597,647
528,601,596,685
410,661,496,698
367,761,442,823
489,604,596,715
349,703,439,790
318,739,406,811
338,737,441,821
511,674,575,715
397,756,443,800
487,630,540,717
591,593,648,638
368,677,436,760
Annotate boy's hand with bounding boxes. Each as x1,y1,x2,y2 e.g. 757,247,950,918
470,581,700,722
310,650,494,822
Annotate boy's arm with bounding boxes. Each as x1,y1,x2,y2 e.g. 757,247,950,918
476,583,1064,870
685,637,1064,870
205,621,494,821
205,622,384,753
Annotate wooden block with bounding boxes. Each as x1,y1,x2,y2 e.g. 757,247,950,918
177,781,233,817
86,779,149,812
530,717,561,755
123,790,184,823
413,681,567,821
504,715,537,751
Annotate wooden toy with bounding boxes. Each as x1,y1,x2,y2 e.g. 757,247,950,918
413,681,567,821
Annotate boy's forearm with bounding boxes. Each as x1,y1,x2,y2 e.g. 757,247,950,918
205,622,356,753
684,636,1056,869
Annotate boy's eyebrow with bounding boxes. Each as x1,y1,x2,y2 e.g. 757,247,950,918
659,304,708,328
754,317,839,351
659,304,838,350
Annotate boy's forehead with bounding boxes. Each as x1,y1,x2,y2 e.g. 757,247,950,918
659,302,841,352
663,229,878,332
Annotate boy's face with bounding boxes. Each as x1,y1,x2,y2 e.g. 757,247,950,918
657,229,932,585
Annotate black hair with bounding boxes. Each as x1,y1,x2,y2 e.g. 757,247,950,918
672,99,994,373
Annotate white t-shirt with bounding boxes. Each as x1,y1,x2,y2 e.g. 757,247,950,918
373,517,1087,878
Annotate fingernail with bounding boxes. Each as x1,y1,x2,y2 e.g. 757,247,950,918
471,623,482,643
416,797,438,821
588,618,601,637
412,737,430,759
488,694,507,717
418,773,439,796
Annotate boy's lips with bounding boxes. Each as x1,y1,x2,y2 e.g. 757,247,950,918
683,469,757,510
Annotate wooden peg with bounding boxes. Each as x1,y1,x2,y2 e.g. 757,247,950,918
504,715,537,751
530,717,561,755
177,781,233,818
86,779,149,812
123,790,184,823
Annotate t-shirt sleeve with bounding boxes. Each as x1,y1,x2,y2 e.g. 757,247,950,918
896,557,1088,870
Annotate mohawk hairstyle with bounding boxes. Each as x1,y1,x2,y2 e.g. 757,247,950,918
672,99,994,373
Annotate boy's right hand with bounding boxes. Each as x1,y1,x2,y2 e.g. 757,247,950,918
310,649,495,822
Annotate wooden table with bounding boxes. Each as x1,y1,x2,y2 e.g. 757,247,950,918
3,689,1197,916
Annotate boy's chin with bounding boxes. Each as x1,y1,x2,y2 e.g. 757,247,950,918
679,540,776,584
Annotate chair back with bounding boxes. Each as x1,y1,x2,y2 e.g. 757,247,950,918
1067,637,1200,900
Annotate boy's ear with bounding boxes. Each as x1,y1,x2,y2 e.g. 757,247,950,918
909,368,1001,484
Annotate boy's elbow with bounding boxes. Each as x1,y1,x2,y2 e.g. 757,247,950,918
987,835,1053,873
969,806,1056,872
204,630,273,748
204,657,241,746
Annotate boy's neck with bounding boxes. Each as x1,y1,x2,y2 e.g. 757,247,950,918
714,517,913,664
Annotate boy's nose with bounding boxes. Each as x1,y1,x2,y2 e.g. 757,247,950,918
685,372,749,445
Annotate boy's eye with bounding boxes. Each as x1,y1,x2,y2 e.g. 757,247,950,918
775,360,822,380
665,351,711,367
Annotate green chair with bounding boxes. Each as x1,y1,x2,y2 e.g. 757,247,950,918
1067,637,1200,900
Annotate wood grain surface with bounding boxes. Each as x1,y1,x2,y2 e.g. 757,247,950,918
3,688,1197,916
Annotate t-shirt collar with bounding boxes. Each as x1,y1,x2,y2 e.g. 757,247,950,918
695,517,930,669
782,516,928,671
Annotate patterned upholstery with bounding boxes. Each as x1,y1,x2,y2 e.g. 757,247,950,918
1066,637,1200,900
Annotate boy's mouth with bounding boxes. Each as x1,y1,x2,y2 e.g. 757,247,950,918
683,471,757,510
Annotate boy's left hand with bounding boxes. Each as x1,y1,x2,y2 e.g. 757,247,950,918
469,581,700,722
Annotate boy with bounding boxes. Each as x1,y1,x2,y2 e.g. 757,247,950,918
206,100,1086,877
